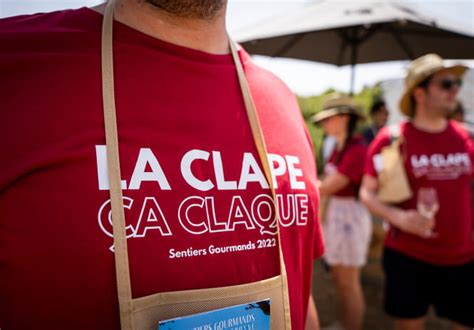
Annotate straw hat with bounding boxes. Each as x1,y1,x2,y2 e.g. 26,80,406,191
311,94,365,124
399,53,467,117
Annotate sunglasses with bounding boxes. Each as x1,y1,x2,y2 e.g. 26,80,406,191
430,78,463,91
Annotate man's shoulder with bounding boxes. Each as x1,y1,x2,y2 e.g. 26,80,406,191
240,48,293,97
449,120,472,138
366,124,403,155
0,8,99,47
0,7,87,30
376,124,398,142
243,55,302,122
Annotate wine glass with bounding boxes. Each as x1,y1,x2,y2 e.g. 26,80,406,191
417,187,439,238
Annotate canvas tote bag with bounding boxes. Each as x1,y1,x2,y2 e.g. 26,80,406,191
376,125,413,204
101,1,293,328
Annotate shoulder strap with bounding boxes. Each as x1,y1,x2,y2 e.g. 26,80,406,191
229,39,292,329
387,122,407,148
388,124,400,143
101,0,135,328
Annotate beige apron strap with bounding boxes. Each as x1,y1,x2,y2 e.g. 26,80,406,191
101,1,135,329
229,39,293,329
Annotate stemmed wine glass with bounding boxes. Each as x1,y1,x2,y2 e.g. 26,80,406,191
417,187,439,238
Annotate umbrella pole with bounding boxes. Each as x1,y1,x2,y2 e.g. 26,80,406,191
349,30,358,96
350,63,356,96
350,41,358,96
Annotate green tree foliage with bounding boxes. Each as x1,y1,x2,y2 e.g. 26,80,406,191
298,84,383,174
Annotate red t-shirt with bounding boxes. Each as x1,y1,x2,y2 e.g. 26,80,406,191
365,121,474,265
0,8,324,330
325,136,367,197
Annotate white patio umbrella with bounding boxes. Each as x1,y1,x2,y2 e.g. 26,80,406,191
234,0,474,93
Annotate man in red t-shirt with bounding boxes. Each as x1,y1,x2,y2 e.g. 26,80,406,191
360,54,474,329
0,1,323,329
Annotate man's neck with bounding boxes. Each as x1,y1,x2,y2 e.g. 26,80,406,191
412,107,448,133
92,0,229,54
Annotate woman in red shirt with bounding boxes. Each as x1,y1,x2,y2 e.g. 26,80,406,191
312,94,372,330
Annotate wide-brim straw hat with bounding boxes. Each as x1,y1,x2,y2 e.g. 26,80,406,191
311,94,365,124
399,53,467,117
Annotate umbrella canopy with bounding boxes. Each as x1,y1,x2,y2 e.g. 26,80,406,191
234,0,474,92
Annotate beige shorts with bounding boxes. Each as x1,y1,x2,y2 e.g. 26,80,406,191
323,197,372,267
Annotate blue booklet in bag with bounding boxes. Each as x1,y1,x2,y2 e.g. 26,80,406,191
158,299,271,330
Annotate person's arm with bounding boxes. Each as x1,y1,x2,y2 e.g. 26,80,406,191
359,175,434,237
305,293,320,330
319,142,367,197
318,172,349,196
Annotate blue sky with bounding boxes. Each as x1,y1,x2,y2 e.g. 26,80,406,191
1,0,473,96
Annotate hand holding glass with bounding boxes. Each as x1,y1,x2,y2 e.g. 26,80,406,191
417,187,439,238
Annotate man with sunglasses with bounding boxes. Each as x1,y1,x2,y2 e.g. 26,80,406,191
360,54,474,329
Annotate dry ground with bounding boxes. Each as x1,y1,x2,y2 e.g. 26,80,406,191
312,221,453,330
